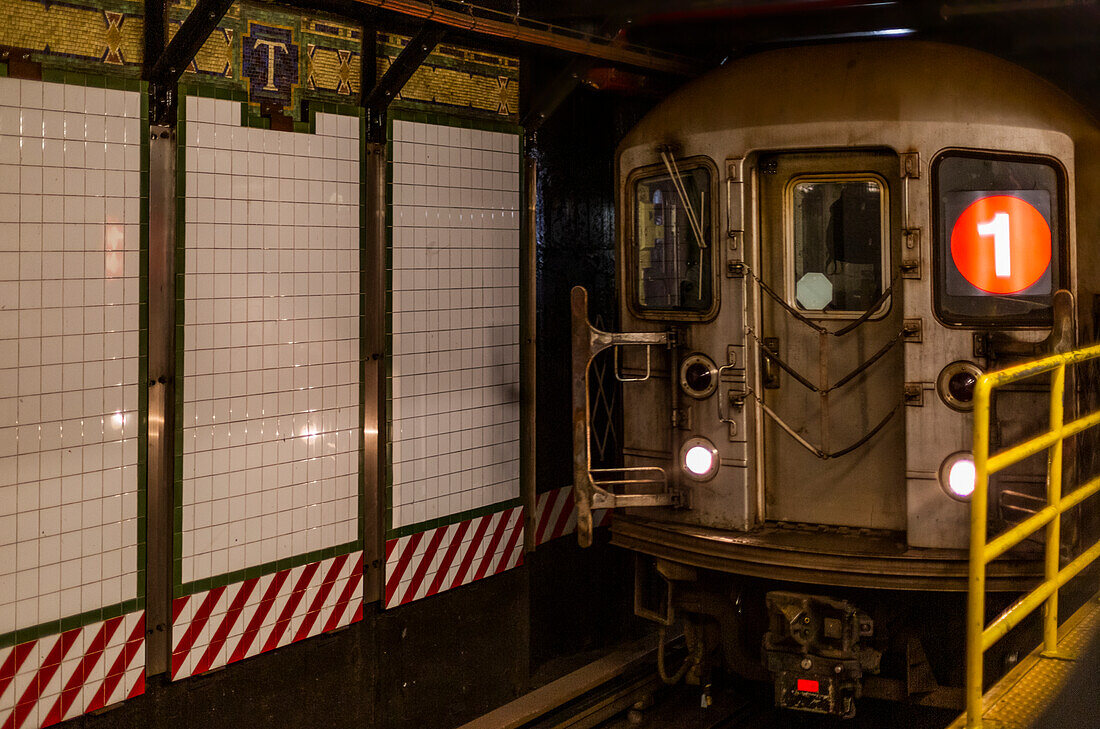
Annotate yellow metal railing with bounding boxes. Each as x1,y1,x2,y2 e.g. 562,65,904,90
966,342,1100,728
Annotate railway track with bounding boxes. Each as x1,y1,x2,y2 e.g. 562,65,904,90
460,632,959,729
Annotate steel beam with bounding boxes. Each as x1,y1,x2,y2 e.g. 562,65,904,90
364,21,447,141
147,0,235,123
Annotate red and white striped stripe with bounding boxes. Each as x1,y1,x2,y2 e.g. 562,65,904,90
533,486,611,546
0,611,145,729
171,551,363,680
385,506,525,608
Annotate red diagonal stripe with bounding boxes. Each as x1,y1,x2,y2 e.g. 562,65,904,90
193,577,259,676
261,561,321,654
534,489,558,545
402,527,446,604
427,519,470,596
4,627,81,729
229,569,291,664
450,515,492,590
171,586,226,679
171,595,189,624
127,671,144,699
384,532,423,606
385,538,398,560
496,508,526,574
292,555,349,644
86,615,144,713
473,511,512,582
0,641,36,701
322,556,365,634
42,616,123,726
550,489,576,542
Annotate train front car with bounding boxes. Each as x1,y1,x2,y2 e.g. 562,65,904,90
570,41,1100,717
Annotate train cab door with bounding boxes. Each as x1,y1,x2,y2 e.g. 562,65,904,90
756,149,907,530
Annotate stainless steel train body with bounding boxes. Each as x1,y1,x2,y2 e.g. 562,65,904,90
571,40,1100,716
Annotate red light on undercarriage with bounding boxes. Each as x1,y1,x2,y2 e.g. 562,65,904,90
796,679,820,693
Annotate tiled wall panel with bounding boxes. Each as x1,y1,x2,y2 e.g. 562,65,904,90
179,95,360,585
388,118,521,532
0,76,145,729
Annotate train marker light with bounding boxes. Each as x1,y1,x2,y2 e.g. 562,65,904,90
939,452,976,501
796,679,820,693
937,361,983,412
681,437,719,481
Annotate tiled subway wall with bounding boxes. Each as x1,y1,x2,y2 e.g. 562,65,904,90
0,75,147,729
179,95,361,589
0,76,144,640
388,118,521,531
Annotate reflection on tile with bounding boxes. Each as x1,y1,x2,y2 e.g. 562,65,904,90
389,119,521,530
180,96,360,583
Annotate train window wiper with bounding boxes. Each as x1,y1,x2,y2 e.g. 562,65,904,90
658,147,707,250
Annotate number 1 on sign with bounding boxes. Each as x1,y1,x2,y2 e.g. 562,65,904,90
977,212,1011,278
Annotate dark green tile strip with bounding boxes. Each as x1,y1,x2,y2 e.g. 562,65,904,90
388,106,523,137
176,540,363,598
0,598,145,651
385,499,523,541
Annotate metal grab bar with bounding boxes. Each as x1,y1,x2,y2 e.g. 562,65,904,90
966,342,1100,728
571,286,680,547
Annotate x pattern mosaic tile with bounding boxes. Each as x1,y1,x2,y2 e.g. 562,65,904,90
180,95,360,588
389,118,521,532
0,76,143,640
0,76,145,729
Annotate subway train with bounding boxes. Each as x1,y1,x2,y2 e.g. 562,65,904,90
570,40,1100,717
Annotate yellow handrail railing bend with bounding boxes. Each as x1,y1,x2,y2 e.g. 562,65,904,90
966,342,1100,729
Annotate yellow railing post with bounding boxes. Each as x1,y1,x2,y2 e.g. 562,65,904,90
967,376,993,729
1044,363,1065,654
963,342,1100,728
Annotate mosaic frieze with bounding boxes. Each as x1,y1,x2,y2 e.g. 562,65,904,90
167,0,361,115
0,0,145,74
378,33,519,121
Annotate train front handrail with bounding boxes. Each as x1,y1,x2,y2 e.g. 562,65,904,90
966,342,1100,728
571,286,681,547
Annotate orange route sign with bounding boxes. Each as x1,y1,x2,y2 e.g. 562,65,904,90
949,195,1051,295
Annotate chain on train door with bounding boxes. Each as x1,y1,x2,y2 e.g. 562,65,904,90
756,150,906,529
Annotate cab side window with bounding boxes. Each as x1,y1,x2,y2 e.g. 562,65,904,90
632,165,713,316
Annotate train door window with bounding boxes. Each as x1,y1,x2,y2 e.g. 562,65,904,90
787,175,888,315
630,161,714,317
932,151,1066,326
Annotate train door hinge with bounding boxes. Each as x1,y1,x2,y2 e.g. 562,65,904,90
902,318,922,343
901,152,920,179
903,383,924,406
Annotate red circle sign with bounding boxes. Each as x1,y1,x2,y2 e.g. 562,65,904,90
950,195,1051,295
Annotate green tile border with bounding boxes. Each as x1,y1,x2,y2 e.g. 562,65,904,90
386,498,523,540
383,108,523,542
171,87,366,599
0,71,149,650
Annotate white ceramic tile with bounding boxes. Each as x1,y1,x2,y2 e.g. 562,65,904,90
181,99,360,582
389,121,520,530
0,80,143,635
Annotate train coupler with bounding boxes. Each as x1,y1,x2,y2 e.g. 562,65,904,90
762,591,880,719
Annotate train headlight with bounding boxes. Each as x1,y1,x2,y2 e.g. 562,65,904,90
939,451,976,501
937,361,983,412
680,437,719,481
680,354,719,399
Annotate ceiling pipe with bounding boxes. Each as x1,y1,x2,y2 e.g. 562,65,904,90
348,0,703,75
